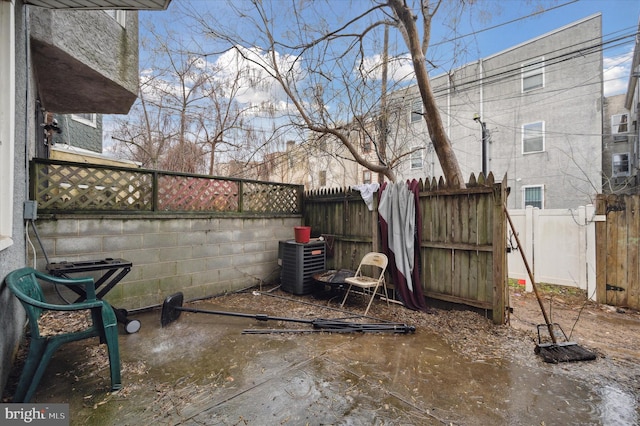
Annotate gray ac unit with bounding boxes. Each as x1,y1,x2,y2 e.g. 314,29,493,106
278,240,326,295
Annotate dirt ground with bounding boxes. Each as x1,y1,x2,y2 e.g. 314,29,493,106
4,281,640,413
219,282,640,399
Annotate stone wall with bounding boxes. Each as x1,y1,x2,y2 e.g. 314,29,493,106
31,216,302,310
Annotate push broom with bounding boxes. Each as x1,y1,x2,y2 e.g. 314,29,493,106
505,207,596,363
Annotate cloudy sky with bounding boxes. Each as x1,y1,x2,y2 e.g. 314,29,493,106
104,0,639,152
155,0,639,101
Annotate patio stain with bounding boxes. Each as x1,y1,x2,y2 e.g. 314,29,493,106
13,300,639,425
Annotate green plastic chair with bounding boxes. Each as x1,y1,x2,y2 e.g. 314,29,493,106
5,267,122,403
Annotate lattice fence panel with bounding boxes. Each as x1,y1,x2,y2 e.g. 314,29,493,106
33,162,153,211
158,175,239,212
243,182,300,213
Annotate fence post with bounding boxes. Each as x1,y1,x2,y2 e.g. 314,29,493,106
152,170,159,212
524,206,535,293
577,205,587,290
585,204,597,300
492,178,508,325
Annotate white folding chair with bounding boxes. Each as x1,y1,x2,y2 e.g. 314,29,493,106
340,252,389,316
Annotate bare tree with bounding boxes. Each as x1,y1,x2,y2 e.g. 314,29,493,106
389,0,464,188
182,0,470,186
111,21,253,174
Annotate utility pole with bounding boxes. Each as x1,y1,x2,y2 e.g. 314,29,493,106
378,24,389,184
473,113,488,177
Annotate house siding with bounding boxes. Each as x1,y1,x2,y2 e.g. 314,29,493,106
395,14,603,209
0,0,29,397
1,2,143,395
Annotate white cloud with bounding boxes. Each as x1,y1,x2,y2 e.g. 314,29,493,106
210,46,303,115
603,48,633,97
361,53,415,83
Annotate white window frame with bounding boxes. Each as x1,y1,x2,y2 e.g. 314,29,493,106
410,98,422,123
522,185,544,209
362,134,372,153
522,121,545,154
521,57,544,92
72,113,97,128
410,147,423,170
611,113,629,141
363,170,372,184
105,10,126,27
612,153,630,177
0,1,15,251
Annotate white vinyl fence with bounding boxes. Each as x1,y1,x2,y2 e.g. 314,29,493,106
507,205,597,301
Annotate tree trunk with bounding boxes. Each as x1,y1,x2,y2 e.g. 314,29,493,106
389,0,466,189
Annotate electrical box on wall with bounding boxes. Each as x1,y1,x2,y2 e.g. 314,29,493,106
24,200,38,220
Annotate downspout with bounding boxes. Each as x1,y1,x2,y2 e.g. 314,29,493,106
478,59,486,176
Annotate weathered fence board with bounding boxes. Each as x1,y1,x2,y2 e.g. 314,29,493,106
304,174,508,324
596,194,640,310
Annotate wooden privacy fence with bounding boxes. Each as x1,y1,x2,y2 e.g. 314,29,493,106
30,159,303,215
304,173,509,324
596,194,640,310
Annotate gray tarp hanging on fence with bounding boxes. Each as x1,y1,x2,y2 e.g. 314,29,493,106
378,180,427,311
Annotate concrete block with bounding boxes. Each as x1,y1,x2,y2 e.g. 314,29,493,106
191,244,219,259
139,261,177,279
120,280,159,299
159,246,193,262
177,231,206,246
37,220,78,237
103,234,143,251
205,256,233,270
233,228,270,243
122,219,160,234
241,218,266,229
243,241,266,253
219,218,244,230
143,232,177,249
206,231,233,244
177,258,205,275
55,236,102,256
219,243,244,256
191,218,219,232
233,251,271,267
160,275,192,294
191,270,219,287
158,219,190,233
79,219,122,236
120,249,161,266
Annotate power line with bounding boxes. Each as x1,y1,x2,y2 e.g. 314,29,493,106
429,0,581,49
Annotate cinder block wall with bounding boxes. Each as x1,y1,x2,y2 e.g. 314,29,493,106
30,216,302,309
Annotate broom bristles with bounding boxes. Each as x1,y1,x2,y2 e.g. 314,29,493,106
535,343,597,363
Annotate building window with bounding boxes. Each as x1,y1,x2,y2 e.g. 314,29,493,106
612,153,630,177
318,136,327,152
522,121,544,154
523,185,544,209
72,113,97,128
410,98,422,123
363,170,372,184
522,57,544,92
612,114,628,141
362,134,372,153
410,147,423,169
0,0,15,251
319,170,326,186
105,10,126,27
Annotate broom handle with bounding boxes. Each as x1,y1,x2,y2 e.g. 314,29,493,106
504,207,557,344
